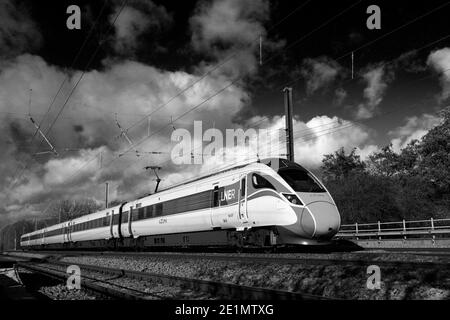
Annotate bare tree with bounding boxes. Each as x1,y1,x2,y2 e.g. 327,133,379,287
46,199,102,223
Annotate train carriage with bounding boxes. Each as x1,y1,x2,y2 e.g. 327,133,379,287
20,158,341,250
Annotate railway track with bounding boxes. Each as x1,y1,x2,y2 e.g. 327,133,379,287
9,250,450,270
15,262,133,300
15,259,328,300
5,251,450,300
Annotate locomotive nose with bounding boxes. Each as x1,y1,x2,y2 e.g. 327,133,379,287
301,202,340,239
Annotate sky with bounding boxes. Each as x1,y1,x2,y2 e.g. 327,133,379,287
1,0,450,225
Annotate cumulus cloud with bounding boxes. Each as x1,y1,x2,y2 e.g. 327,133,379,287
233,115,378,169
110,0,172,55
355,64,393,120
1,0,287,224
0,0,42,58
0,55,251,223
300,57,342,95
389,113,441,152
427,47,450,101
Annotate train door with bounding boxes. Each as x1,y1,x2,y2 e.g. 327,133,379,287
121,203,132,238
211,185,219,226
128,204,134,238
117,203,127,240
111,209,117,238
63,223,68,243
238,174,248,223
67,222,72,242
107,211,113,239
41,229,46,245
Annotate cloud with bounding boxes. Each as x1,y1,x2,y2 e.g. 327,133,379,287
1,0,286,225
394,50,427,73
0,52,252,223
0,0,43,58
389,113,441,152
110,0,172,55
355,64,393,120
237,115,377,169
300,57,341,95
427,47,450,101
190,0,277,78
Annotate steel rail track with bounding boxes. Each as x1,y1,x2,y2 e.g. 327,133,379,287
13,250,450,269
16,261,148,300
15,259,329,300
51,260,327,300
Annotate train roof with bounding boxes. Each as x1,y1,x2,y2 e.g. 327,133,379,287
136,157,289,199
21,157,296,238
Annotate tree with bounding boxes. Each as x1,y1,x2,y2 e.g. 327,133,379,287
367,144,401,176
416,107,450,196
321,106,450,223
46,199,102,223
321,147,365,181
326,173,401,223
367,141,420,177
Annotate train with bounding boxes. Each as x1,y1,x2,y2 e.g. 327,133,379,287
20,158,341,250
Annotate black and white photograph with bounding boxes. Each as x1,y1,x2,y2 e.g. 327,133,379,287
0,0,449,315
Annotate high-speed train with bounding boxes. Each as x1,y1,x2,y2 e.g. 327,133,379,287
20,158,341,250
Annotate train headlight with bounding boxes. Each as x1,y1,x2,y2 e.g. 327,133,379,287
282,193,303,206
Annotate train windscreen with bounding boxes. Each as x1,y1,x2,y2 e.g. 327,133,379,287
278,168,326,193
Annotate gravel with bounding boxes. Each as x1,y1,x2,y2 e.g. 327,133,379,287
60,253,450,300
16,267,106,300
39,284,99,300
26,262,217,300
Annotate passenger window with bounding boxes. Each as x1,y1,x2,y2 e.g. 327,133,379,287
147,206,153,218
154,203,163,216
252,174,275,190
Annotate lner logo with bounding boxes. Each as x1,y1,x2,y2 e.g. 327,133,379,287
221,189,236,201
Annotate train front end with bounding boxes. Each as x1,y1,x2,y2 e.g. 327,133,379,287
263,158,341,245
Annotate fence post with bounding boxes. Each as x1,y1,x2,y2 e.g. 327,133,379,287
355,222,359,240
402,219,406,240
431,217,435,244
378,221,381,241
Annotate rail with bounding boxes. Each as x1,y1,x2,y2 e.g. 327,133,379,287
23,260,327,300
336,217,450,240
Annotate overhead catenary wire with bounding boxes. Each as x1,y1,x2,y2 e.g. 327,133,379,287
114,0,450,176
70,64,450,197
282,30,450,89
8,0,114,189
97,1,365,171
119,0,316,135
33,0,110,140
130,55,450,182
22,1,450,214
42,0,129,141
27,0,428,196
90,0,361,157
173,85,450,180
24,1,323,196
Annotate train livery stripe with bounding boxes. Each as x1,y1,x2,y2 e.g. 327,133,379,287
247,189,283,201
